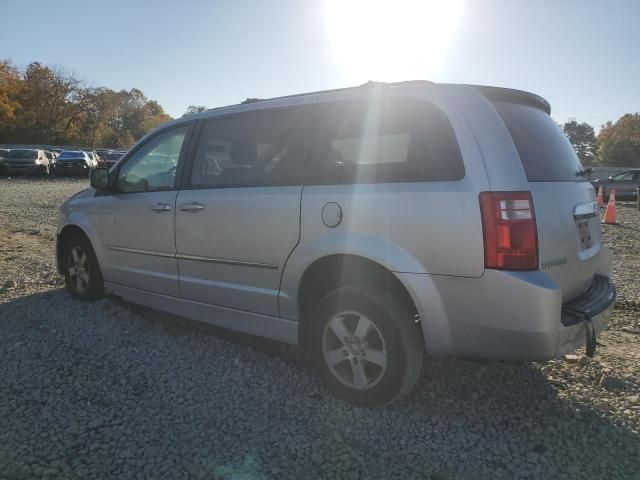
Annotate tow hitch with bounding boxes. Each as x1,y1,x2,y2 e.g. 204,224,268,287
564,306,597,357
583,315,597,357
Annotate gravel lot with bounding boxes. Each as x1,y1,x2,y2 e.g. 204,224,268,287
0,177,639,480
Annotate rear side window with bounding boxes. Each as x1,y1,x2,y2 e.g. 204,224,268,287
189,108,309,188
494,102,584,182
306,98,464,184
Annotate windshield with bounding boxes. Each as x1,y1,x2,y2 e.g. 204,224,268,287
58,151,85,159
8,150,38,159
494,102,585,182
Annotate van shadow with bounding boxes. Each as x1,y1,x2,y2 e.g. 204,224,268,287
1,290,638,479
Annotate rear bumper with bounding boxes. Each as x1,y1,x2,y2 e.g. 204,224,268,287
54,163,89,175
397,251,615,360
0,163,47,175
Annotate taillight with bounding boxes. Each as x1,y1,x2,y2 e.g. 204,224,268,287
479,191,538,270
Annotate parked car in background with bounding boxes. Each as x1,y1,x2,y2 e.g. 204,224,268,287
0,148,10,160
45,150,57,168
591,169,640,200
57,81,615,406
0,148,52,175
86,151,102,167
53,150,98,176
100,150,125,169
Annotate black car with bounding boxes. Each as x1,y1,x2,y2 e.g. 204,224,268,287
591,169,640,200
53,150,99,176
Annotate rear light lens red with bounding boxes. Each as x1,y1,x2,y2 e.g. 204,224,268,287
479,191,539,270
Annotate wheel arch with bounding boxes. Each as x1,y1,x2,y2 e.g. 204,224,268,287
296,254,420,349
56,224,93,274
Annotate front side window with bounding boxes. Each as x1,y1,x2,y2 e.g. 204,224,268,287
306,98,464,184
189,108,308,188
117,127,187,193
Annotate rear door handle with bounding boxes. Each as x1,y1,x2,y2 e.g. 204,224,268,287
180,202,205,212
150,202,172,212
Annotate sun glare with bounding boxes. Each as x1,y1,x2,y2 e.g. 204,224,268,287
324,0,463,82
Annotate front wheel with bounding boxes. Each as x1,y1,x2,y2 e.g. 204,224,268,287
63,234,104,300
309,285,424,407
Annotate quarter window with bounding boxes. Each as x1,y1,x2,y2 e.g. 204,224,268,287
306,98,464,184
190,108,308,188
117,127,187,193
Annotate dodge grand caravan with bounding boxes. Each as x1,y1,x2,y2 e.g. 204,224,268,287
56,81,615,406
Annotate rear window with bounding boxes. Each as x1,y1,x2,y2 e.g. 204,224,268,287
8,150,38,159
494,102,584,182
59,151,84,159
306,98,465,185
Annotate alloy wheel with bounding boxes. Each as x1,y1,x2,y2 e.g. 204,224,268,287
68,246,90,294
322,310,388,390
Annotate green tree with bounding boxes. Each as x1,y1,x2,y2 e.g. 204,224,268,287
596,114,640,166
562,120,597,164
182,105,206,117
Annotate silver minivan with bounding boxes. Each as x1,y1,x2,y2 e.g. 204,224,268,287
56,81,615,406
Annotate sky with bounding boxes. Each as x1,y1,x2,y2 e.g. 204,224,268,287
1,0,638,128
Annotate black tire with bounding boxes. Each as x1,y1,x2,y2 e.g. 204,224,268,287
62,233,104,300
308,285,424,407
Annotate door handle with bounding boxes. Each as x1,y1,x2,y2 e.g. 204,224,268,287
180,202,205,212
150,202,172,212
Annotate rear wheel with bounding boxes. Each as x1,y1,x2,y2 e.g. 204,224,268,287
63,234,104,300
309,285,423,407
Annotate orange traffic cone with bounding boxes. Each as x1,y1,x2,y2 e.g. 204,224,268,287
596,185,604,207
603,189,617,224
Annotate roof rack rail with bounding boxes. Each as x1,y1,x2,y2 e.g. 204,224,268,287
208,80,435,112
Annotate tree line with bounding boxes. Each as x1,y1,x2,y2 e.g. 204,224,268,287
0,60,172,148
1,58,639,163
561,115,639,167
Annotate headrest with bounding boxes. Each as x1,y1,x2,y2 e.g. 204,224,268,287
230,141,256,166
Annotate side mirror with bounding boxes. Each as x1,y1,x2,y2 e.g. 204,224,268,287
90,168,110,190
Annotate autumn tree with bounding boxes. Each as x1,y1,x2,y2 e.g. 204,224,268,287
596,114,640,167
0,60,22,129
562,120,597,165
0,59,173,147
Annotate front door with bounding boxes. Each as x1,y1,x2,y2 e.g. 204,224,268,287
175,107,311,316
99,126,189,297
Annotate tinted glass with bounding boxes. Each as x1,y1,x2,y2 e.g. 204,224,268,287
190,108,308,188
494,102,584,182
117,127,187,193
306,98,464,184
8,150,38,159
611,171,637,181
59,151,84,159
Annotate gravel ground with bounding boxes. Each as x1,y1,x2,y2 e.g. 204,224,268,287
0,177,639,480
